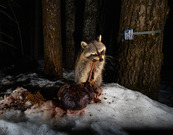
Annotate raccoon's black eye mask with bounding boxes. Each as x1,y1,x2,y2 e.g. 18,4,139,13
86,50,105,59
86,54,97,59
100,50,105,55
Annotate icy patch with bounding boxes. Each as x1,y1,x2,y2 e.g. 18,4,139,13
15,73,64,88
1,83,173,135
0,120,68,135
63,69,74,80
29,77,63,88
1,75,13,85
0,70,74,91
16,73,37,82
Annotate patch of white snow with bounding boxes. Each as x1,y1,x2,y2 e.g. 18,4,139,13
0,83,173,135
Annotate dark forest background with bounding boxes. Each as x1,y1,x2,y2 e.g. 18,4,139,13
0,0,120,64
0,0,173,87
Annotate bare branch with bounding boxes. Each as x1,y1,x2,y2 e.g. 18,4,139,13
10,0,20,7
8,0,24,55
0,4,7,9
0,40,16,49
0,32,14,40
0,9,16,23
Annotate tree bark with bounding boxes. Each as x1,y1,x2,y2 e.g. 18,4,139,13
65,0,76,70
117,0,169,99
83,0,98,42
42,0,63,78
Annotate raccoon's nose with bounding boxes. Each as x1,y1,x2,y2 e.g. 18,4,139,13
99,58,103,62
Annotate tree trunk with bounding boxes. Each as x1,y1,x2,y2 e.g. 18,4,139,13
42,0,63,78
65,0,76,70
83,0,98,42
117,0,169,99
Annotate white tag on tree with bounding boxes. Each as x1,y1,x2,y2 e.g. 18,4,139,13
124,29,133,40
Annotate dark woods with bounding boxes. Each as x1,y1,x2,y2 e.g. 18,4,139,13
0,0,173,100
0,0,43,67
0,0,121,68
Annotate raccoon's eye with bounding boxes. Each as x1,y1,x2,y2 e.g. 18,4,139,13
100,50,105,55
90,53,97,57
86,53,97,59
92,53,98,56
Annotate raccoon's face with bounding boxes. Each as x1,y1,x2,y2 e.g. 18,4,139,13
81,35,106,62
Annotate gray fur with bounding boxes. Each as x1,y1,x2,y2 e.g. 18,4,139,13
75,39,106,86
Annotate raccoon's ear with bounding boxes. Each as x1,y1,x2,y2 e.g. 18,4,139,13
98,35,102,42
81,41,88,48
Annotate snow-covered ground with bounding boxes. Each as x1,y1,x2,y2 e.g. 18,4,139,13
0,84,173,134
0,69,173,135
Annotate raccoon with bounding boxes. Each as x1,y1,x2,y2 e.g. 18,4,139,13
74,35,106,86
